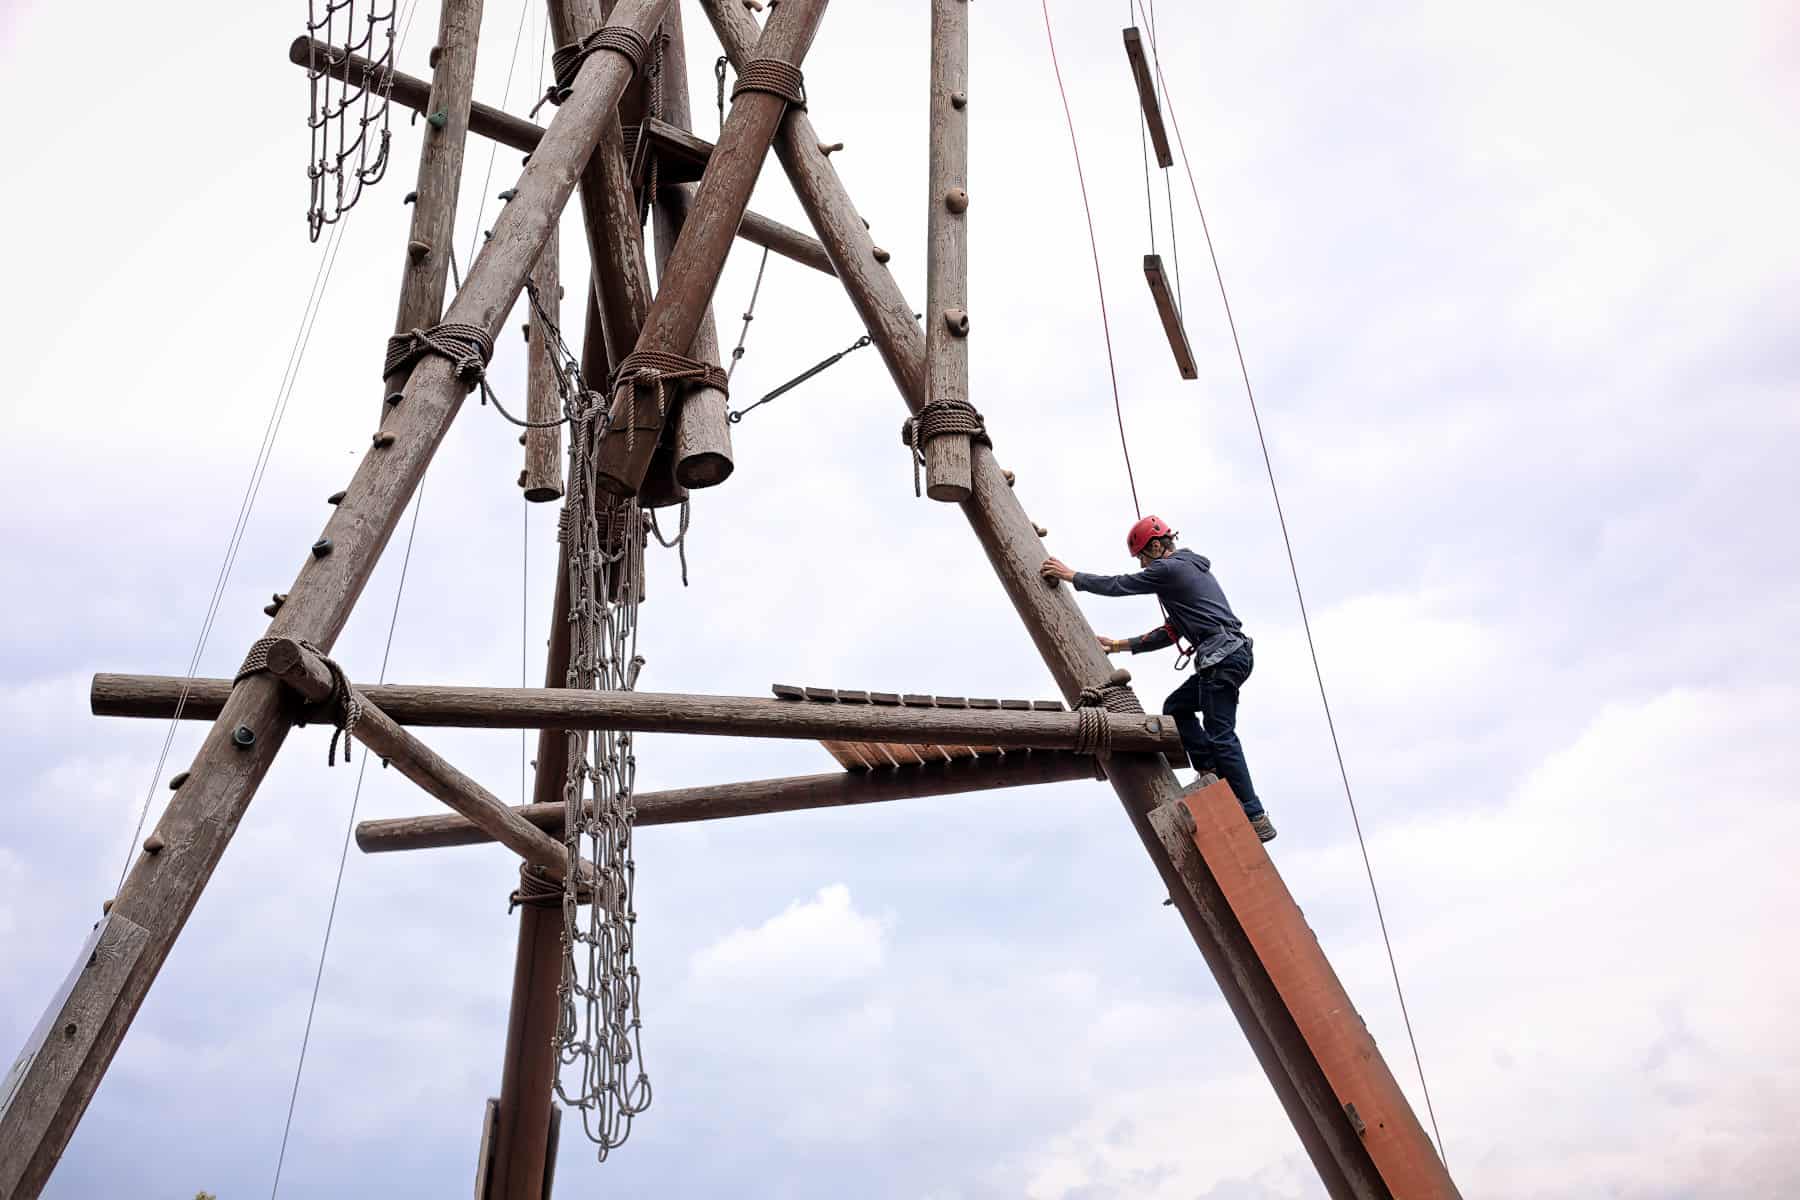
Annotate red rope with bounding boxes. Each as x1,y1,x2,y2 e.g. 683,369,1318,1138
1040,0,1140,519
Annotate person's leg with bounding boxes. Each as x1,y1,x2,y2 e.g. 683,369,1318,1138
1199,646,1264,819
1162,674,1211,774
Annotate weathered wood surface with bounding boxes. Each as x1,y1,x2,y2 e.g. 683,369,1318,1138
1123,27,1173,168
93,674,1186,754
357,752,1103,853
1144,253,1197,381
921,0,973,501
521,231,565,500
595,0,830,497
703,3,1383,1190
651,1,733,490
288,36,835,278
0,7,671,1189
382,0,486,420
1172,785,1458,1198
488,872,564,1200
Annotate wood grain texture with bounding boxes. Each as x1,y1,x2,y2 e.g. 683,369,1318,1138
922,0,973,501
382,0,486,419
0,6,671,1187
1123,28,1173,168
521,231,565,500
93,675,1188,753
1144,253,1197,381
356,752,1103,852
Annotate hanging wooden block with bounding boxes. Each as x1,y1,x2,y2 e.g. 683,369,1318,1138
628,117,715,194
1123,28,1173,168
1144,254,1199,381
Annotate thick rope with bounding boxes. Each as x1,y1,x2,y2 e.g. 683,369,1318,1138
730,58,806,107
610,349,729,452
1071,679,1144,755
543,24,648,109
235,638,363,766
900,399,991,497
383,321,494,392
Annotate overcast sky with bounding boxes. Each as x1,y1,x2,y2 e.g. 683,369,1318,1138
3,0,1798,1197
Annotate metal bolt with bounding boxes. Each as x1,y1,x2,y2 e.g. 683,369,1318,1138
872,246,891,264
312,537,333,559
373,431,396,448
327,490,347,505
945,187,969,214
143,833,165,854
232,725,256,748
63,1022,78,1040
944,308,970,337
950,91,968,110
168,771,189,790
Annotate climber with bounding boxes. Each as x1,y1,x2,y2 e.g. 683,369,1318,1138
1041,516,1276,842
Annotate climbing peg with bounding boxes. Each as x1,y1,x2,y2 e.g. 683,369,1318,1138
403,190,418,205
426,109,448,130
372,431,396,448
817,141,844,155
944,308,970,337
311,537,333,559
263,592,285,617
101,898,114,916
517,469,530,488
945,187,969,213
1001,469,1016,487
327,490,347,505
498,188,518,202
872,246,891,264
384,391,404,407
951,91,968,110
143,833,165,855
407,240,431,262
518,433,528,446
743,0,763,10
428,45,443,68
231,725,256,748
168,771,189,790
1034,523,1049,538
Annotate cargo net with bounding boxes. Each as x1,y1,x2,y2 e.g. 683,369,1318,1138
555,347,653,1156
304,0,398,240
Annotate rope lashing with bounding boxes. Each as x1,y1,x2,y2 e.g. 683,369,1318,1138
542,24,650,109
900,398,992,496
235,638,363,766
730,58,806,108
610,350,729,452
383,322,495,393
1071,675,1144,756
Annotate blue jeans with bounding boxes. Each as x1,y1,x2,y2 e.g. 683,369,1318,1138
1163,643,1263,818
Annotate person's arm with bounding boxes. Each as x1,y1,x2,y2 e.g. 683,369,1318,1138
1072,558,1170,597
1127,623,1175,653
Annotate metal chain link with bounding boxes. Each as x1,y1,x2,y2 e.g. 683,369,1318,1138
304,0,398,240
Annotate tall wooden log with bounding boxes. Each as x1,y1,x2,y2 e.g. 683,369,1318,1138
594,0,830,497
0,6,670,1190
521,232,565,500
356,752,1104,852
702,2,1404,1194
921,0,973,501
653,2,734,489
381,0,486,422
289,36,838,278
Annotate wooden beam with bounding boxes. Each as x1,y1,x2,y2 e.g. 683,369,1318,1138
1123,27,1173,169
1144,253,1197,381
920,0,974,502
0,7,671,1190
381,0,486,421
356,752,1105,853
593,0,831,497
520,230,565,500
701,3,1392,1192
93,675,1186,754
287,35,836,279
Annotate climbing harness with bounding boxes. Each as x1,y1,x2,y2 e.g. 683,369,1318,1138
304,0,398,240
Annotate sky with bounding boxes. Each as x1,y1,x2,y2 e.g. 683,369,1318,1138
2,0,1798,1197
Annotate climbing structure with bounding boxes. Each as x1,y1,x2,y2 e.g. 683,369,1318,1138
0,3,1460,1199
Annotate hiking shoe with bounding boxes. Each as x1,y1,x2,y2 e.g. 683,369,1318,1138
1249,814,1277,843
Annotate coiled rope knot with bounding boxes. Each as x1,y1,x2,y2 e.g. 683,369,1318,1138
900,398,992,496
510,863,565,912
235,638,363,766
543,24,650,109
383,322,494,393
610,350,729,451
1072,673,1143,756
730,58,806,108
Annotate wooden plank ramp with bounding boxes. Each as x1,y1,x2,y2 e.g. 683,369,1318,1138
774,684,1066,770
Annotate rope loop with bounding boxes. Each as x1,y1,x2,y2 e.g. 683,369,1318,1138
546,23,651,107
900,398,992,496
235,638,364,766
730,58,806,108
383,322,494,393
1071,677,1142,756
610,350,729,452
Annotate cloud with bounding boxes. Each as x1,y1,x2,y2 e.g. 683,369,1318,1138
689,882,888,992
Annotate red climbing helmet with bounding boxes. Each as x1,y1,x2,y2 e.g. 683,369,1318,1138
1126,515,1173,557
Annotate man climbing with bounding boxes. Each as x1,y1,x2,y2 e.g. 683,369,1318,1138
1041,516,1276,842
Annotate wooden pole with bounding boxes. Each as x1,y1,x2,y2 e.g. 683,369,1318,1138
288,35,837,279
520,231,565,500
593,0,831,498
0,7,669,1190
381,0,486,422
921,0,973,502
357,752,1104,852
701,2,1397,1193
653,1,734,490
92,675,1188,754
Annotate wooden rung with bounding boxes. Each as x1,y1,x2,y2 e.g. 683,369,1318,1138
869,692,901,705
1123,28,1173,168
803,686,838,702
1000,699,1031,711
772,683,805,700
629,116,714,192
1145,254,1198,381
837,690,871,704
1032,700,1065,712
820,740,875,770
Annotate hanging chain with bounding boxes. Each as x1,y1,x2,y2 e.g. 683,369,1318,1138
305,0,398,240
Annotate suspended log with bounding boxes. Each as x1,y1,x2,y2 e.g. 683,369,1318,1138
1122,28,1173,168
520,231,564,500
0,9,671,1187
91,674,1187,754
357,752,1104,853
1144,253,1197,381
702,4,1396,1191
287,35,836,279
380,0,486,422
593,0,831,498
921,0,974,501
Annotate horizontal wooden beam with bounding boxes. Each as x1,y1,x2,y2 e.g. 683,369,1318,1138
287,35,837,278
92,674,1186,754
357,751,1102,853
